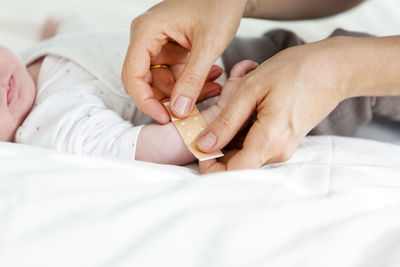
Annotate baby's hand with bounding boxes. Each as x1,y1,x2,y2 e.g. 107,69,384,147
202,60,258,125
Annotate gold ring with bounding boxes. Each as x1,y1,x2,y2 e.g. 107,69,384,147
150,64,170,70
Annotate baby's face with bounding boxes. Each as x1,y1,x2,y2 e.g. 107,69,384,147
0,45,36,142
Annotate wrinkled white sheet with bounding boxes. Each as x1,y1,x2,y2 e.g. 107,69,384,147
1,136,400,266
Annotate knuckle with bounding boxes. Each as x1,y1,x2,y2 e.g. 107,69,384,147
241,78,260,97
242,74,258,89
259,142,274,165
276,149,292,163
256,150,268,167
255,124,279,164
182,72,204,89
242,74,269,99
269,135,295,163
130,15,146,30
253,83,267,102
219,109,236,130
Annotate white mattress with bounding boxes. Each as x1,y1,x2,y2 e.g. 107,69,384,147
1,0,400,266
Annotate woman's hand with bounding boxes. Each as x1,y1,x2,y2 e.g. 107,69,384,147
122,0,249,124
198,36,353,172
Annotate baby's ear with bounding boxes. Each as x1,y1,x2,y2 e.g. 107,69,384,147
229,60,258,78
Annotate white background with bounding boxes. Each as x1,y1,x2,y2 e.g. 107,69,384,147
1,0,399,52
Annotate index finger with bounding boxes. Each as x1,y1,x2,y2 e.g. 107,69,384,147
122,27,170,124
196,79,260,153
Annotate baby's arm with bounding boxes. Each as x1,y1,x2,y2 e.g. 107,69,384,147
135,60,258,165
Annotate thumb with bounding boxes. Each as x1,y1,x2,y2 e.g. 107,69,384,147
170,42,220,118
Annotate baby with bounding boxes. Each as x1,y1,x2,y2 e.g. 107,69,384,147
1,18,257,165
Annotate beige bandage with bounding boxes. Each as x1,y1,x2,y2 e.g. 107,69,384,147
164,102,223,161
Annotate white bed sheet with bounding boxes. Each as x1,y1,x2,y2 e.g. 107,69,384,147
1,0,400,266
1,136,400,266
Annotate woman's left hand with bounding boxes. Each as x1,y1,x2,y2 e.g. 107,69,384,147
198,36,354,172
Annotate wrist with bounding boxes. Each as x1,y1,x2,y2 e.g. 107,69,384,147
314,36,370,101
135,124,194,165
323,36,356,101
333,35,400,99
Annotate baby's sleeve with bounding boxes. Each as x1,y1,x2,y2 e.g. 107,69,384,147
71,107,145,160
16,89,145,161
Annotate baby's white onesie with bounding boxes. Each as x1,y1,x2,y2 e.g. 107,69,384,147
16,55,146,160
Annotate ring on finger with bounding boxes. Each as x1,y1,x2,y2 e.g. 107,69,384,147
150,64,170,70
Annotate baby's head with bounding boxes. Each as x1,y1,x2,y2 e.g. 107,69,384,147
0,45,36,142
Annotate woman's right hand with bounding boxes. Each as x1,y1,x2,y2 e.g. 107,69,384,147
122,0,249,124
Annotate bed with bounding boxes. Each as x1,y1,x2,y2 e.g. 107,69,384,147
1,0,400,266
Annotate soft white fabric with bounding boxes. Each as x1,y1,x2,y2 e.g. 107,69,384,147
16,55,144,160
22,30,135,99
1,136,400,267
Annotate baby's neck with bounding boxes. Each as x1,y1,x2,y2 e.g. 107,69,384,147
27,57,44,86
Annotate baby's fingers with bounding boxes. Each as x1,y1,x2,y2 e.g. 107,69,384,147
217,60,258,108
229,60,258,78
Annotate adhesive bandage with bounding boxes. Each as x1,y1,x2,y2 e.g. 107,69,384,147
164,102,224,161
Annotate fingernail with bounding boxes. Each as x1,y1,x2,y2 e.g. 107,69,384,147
198,131,217,149
209,69,222,80
174,95,192,116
